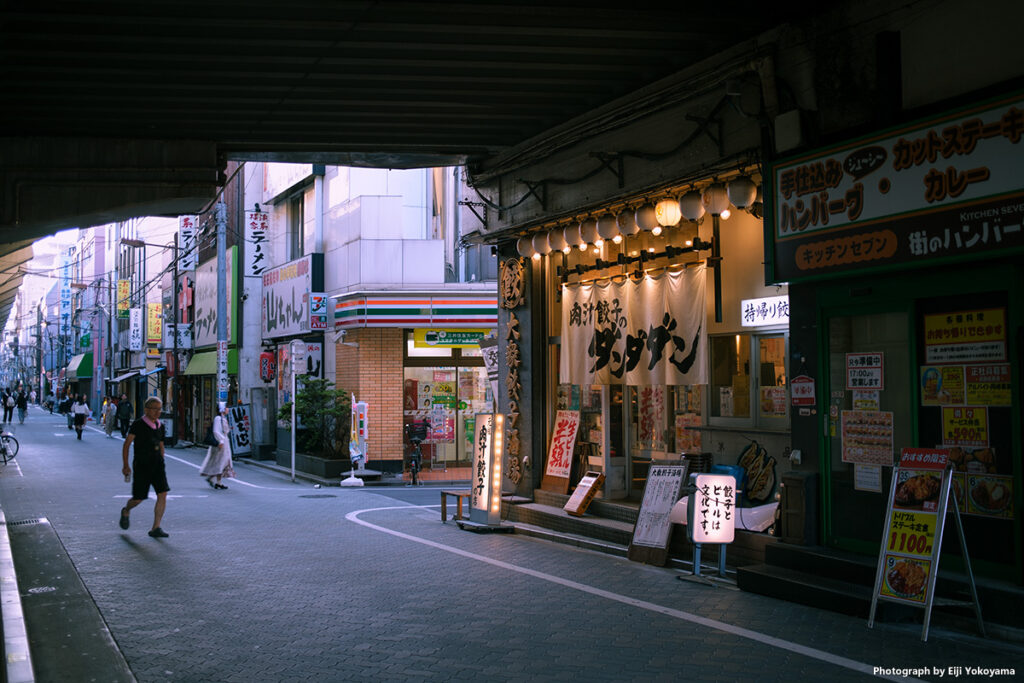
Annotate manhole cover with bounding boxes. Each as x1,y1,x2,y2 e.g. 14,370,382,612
298,494,337,499
27,586,56,594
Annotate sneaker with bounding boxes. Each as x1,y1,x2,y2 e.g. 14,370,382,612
148,527,169,538
119,508,130,530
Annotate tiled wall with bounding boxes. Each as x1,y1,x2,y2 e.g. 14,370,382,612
334,327,404,465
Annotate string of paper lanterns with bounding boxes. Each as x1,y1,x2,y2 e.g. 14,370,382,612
516,175,761,259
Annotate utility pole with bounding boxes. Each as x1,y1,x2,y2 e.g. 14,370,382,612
215,202,228,405
172,237,179,441
36,305,42,401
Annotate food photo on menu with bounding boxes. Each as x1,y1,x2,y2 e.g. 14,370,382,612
894,470,942,511
884,556,929,602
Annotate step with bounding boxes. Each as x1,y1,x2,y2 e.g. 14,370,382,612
737,563,875,618
504,502,635,547
765,543,878,586
532,489,639,524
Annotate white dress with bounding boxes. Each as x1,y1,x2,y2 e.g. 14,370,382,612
199,415,234,478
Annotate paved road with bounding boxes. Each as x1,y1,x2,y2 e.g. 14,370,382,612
1,407,1021,682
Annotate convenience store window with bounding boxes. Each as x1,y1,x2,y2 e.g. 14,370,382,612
709,332,788,427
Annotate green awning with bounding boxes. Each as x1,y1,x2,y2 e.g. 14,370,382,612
66,353,93,381
183,349,238,376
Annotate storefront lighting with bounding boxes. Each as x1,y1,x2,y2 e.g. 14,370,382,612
720,208,731,220
594,239,604,248
516,236,536,259
679,190,705,222
636,202,659,232
655,198,681,227
612,235,623,244
727,175,757,209
651,226,663,236
685,239,693,247
616,209,640,236
547,227,568,253
701,182,730,216
532,232,551,256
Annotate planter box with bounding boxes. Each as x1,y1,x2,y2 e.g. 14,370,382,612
275,451,347,478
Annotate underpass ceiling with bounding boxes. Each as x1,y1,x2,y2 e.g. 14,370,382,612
0,1,803,330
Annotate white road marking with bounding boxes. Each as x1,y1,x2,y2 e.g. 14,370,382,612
347,505,920,683
163,453,281,490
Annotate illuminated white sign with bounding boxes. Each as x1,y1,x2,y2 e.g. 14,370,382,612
688,474,738,544
470,413,505,525
740,296,790,327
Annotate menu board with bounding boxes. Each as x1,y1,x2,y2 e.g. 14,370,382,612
869,447,982,642
628,465,688,566
688,473,738,544
841,410,894,465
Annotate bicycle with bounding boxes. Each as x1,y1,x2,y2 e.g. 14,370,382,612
1,430,19,464
404,421,427,486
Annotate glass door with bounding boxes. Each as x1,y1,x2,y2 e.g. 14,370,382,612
824,310,913,553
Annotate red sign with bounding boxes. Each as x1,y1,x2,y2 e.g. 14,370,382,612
790,375,816,406
899,448,949,471
259,351,277,382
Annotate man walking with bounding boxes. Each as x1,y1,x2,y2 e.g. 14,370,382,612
2,388,14,424
117,393,133,438
119,397,170,538
15,389,27,425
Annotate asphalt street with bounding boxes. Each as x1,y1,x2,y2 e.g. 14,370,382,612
0,406,1021,682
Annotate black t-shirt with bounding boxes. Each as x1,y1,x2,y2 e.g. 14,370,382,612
129,418,165,466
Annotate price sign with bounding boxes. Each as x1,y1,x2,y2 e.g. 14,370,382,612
886,510,936,558
941,406,988,447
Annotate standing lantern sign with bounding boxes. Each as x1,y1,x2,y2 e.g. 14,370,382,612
461,413,510,531
349,399,369,470
868,448,984,641
686,473,737,577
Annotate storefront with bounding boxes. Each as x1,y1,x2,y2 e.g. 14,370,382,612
332,290,497,475
769,94,1024,582
502,171,792,503
65,352,93,400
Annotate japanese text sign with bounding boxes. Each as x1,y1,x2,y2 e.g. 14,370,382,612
469,413,504,525
244,211,270,277
544,410,580,479
261,254,313,338
560,268,707,386
117,279,131,318
147,302,162,344
129,308,143,351
194,247,236,347
846,352,884,390
632,465,687,548
790,374,816,406
309,292,328,330
923,308,1006,363
688,473,737,544
740,296,790,327
899,448,950,471
941,406,988,447
769,96,1024,282
227,403,252,456
178,215,198,271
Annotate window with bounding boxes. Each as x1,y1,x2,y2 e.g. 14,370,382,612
709,332,788,427
288,195,304,260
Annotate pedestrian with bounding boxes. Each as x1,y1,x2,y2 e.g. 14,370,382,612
119,397,169,538
2,389,14,424
15,389,27,424
29,388,36,405
59,393,73,429
199,402,234,490
102,396,117,438
117,394,133,438
72,395,90,440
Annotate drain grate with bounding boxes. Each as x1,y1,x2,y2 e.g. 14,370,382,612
298,494,337,499
5,518,48,527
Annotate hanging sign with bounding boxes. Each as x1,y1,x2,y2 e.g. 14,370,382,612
543,410,580,481
177,215,198,272
147,302,163,344
244,211,270,277
560,268,707,386
309,292,329,330
129,308,143,351
846,352,884,390
868,448,984,641
194,247,236,347
790,374,816,406
261,254,315,338
117,279,131,318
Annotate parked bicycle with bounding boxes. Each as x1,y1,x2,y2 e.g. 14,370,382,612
404,421,427,486
1,429,19,464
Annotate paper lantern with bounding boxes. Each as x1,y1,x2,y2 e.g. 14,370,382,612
259,351,277,382
616,209,640,236
532,232,551,255
635,203,659,232
516,237,535,258
679,191,705,222
547,227,568,253
655,198,681,227
701,183,730,216
727,176,757,209
578,217,599,246
596,213,619,240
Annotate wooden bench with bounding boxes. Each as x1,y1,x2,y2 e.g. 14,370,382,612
440,489,471,523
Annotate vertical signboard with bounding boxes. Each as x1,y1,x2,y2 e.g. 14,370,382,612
193,246,236,348
470,413,505,526
117,279,131,318
244,211,270,277
542,410,580,494
309,292,328,330
688,473,738,544
177,215,198,272
628,464,688,566
217,339,229,403
147,303,162,344
128,308,143,351
227,403,252,456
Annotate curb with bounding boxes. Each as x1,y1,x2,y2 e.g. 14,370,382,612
0,507,35,683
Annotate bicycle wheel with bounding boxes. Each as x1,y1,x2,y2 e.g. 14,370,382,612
3,436,18,457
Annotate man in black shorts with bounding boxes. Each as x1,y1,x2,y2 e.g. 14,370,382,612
119,397,170,538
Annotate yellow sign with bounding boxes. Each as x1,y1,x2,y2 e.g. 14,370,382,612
941,406,988,447
923,308,1006,363
886,510,936,558
880,555,931,604
964,364,1012,406
147,303,162,344
919,365,964,405
117,279,131,318
413,328,489,348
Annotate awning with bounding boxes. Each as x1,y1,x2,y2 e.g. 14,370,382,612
66,353,93,381
183,349,238,376
333,289,497,330
107,370,140,384
142,366,166,377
